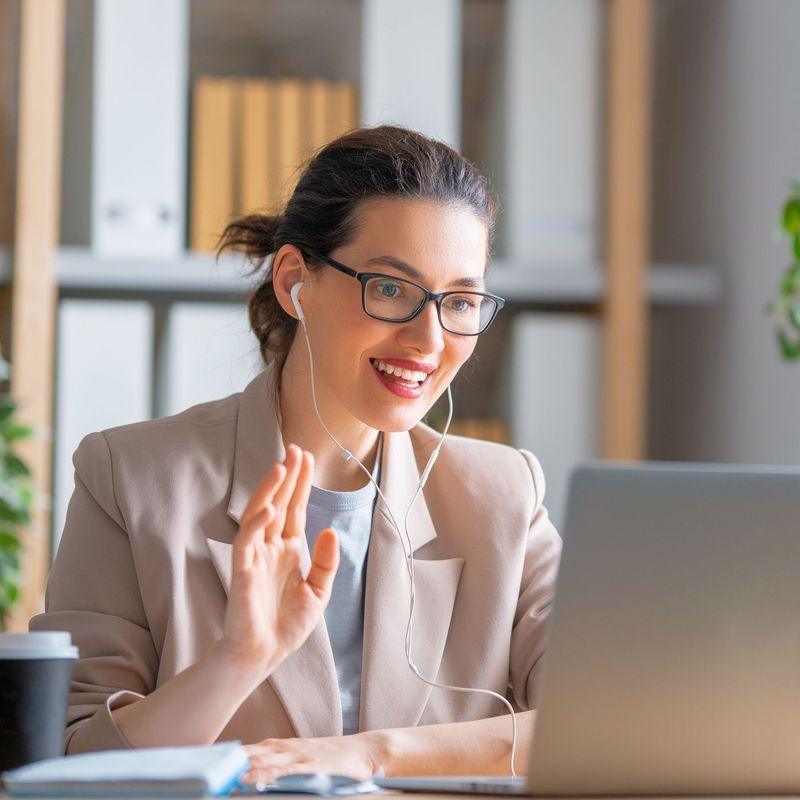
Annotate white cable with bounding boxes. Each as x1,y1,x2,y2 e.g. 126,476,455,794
296,313,518,777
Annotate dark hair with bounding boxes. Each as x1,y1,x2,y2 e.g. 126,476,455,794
217,124,500,397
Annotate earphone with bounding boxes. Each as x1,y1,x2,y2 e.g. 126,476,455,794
290,282,306,322
289,280,518,776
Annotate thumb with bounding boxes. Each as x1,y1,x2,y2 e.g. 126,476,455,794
306,528,340,602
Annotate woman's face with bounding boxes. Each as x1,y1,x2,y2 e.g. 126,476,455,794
288,197,489,433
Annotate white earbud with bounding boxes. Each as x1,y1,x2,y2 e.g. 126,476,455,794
290,282,305,322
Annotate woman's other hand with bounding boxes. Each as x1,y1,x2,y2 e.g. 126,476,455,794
219,443,339,678
242,734,381,784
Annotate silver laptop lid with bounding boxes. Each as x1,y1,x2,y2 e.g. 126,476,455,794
529,461,800,796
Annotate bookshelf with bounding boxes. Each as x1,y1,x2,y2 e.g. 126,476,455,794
1,0,719,629
0,247,719,304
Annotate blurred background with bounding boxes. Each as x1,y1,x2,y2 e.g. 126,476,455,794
0,0,798,630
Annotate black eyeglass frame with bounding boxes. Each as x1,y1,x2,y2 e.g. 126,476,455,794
300,248,506,336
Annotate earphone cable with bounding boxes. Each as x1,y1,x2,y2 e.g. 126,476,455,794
298,315,518,777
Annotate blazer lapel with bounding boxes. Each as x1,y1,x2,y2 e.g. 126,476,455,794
359,428,465,732
209,363,342,739
225,364,285,527
212,362,463,736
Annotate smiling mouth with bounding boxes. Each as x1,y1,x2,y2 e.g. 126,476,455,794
370,358,432,388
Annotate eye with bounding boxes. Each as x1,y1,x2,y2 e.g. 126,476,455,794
446,295,478,314
376,280,404,298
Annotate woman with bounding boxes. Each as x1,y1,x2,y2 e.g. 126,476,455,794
29,125,561,781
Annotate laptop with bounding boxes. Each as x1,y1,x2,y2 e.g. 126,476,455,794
376,461,800,795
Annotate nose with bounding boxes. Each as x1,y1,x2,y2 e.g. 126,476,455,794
398,298,445,354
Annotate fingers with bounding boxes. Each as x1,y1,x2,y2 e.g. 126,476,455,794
282,451,314,540
243,741,304,786
264,444,303,541
240,443,314,546
306,528,340,602
232,504,275,574
241,462,286,529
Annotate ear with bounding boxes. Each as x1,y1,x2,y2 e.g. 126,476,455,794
272,245,306,320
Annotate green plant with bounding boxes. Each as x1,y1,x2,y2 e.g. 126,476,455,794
767,182,800,360
0,345,34,629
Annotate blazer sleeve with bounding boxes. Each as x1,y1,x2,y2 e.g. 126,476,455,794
508,448,563,710
28,431,158,754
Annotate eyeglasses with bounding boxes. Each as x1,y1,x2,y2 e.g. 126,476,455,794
300,248,506,336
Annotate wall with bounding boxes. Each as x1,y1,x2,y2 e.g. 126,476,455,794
649,0,800,465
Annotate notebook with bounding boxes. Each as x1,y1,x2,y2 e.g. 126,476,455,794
1,741,250,797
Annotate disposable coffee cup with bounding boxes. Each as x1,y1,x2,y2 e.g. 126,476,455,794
0,632,78,772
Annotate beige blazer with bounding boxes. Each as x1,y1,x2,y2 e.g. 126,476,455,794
29,361,562,755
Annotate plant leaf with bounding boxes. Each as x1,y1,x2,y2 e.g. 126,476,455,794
0,397,16,426
0,530,21,551
2,453,31,478
0,548,20,573
778,328,800,360
779,264,800,295
0,386,33,622
791,304,800,332
0,497,29,525
782,197,800,236
0,422,34,443
3,581,19,606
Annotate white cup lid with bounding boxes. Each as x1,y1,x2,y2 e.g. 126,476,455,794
0,631,79,659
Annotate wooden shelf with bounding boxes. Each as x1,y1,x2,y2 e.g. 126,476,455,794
0,246,721,305
487,259,720,306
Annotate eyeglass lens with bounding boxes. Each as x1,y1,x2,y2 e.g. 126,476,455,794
364,276,496,335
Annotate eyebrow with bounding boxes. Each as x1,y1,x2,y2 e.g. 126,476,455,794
364,255,486,289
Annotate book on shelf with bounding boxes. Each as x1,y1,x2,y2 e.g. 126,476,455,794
190,76,359,252
239,79,274,217
190,76,236,252
308,78,330,154
329,80,359,142
274,78,305,211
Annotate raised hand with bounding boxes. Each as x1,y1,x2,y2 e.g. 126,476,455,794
219,443,339,678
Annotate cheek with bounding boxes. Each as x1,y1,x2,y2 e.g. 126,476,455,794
353,316,388,351
448,335,478,367
316,314,383,376
308,287,363,345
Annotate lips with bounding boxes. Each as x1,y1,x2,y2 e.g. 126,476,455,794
369,357,436,375
370,358,430,386
370,360,429,399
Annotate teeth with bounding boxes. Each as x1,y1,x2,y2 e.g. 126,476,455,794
372,359,428,383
